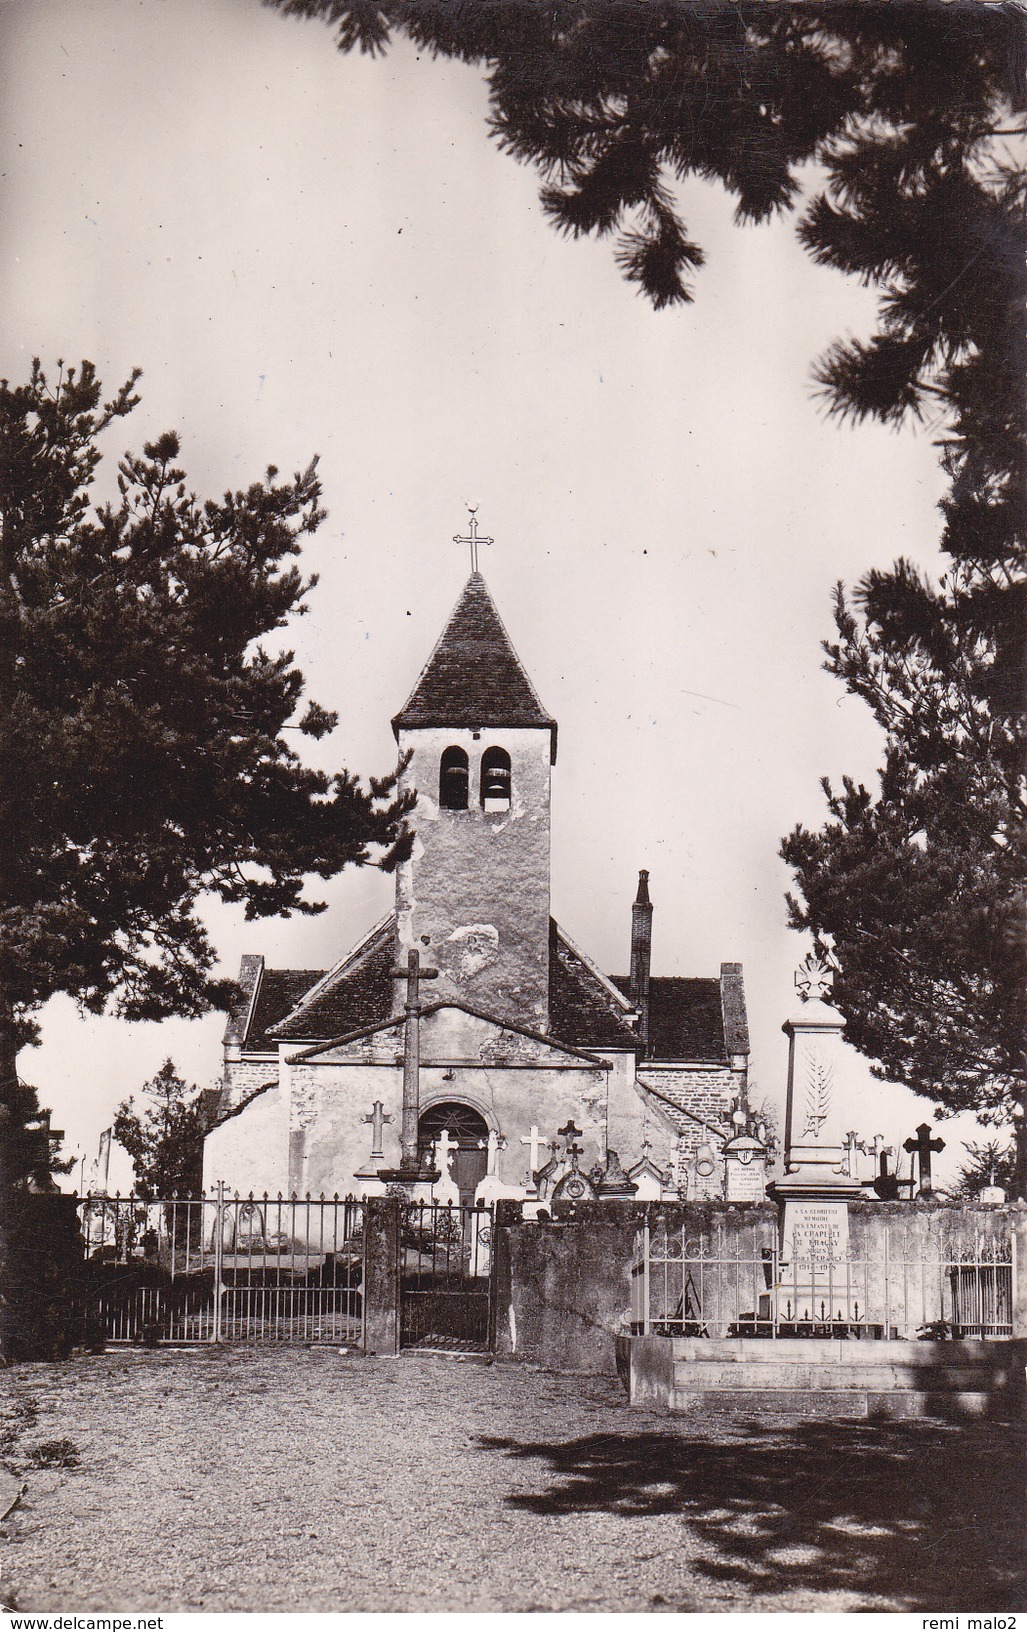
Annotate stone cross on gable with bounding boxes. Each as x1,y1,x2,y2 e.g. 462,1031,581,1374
478,1129,507,1176
432,1127,459,1179
904,1121,945,1193
361,1101,393,1158
453,507,493,574
520,1124,546,1179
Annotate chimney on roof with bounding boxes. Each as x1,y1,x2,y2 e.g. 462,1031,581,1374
629,870,653,1057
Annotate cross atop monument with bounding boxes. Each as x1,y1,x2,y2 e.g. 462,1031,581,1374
432,1127,459,1179
453,507,493,574
478,1129,507,1176
795,951,835,1003
519,1124,546,1180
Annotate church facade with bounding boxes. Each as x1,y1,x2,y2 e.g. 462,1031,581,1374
203,569,754,1206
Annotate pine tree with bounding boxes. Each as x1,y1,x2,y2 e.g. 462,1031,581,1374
781,557,1024,1125
0,359,413,1310
113,1061,212,1200
953,1137,1016,1202
267,4,1024,485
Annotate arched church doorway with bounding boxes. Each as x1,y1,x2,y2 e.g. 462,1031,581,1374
418,1102,489,1206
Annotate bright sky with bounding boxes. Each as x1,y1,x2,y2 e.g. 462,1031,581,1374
0,0,983,1187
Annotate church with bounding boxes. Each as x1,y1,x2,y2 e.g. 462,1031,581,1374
203,553,756,1207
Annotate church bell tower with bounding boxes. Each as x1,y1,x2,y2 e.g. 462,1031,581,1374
391,554,557,1028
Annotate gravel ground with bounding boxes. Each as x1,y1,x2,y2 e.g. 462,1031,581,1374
0,1347,1023,1614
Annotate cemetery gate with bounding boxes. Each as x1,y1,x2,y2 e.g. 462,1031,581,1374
398,1200,495,1353
78,1191,363,1345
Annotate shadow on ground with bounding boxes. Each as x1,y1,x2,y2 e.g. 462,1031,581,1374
479,1416,1026,1611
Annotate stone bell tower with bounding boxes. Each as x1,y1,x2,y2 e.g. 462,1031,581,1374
391,564,557,1028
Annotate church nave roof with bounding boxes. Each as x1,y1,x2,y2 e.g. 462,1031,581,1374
269,918,395,1043
610,974,730,1063
228,924,744,1066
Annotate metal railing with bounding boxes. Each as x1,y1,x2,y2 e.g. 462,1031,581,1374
78,1189,364,1345
631,1216,1015,1340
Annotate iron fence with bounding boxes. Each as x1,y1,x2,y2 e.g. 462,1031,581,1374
631,1216,1015,1340
78,1190,363,1345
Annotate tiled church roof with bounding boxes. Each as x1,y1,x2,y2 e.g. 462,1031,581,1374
235,924,739,1066
270,921,395,1042
224,960,324,1052
391,573,557,758
248,970,326,1050
549,924,637,1048
236,926,618,1051
611,975,728,1062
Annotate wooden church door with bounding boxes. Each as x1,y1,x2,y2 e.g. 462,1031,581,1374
418,1102,489,1207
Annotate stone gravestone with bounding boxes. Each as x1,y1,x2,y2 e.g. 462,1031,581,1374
690,1135,722,1200
474,1132,523,1208
550,1121,597,1204
628,1133,668,1200
353,1100,394,1194
723,1133,769,1202
430,1129,461,1209
530,1147,566,1214
593,1149,638,1199
519,1124,546,1192
232,1200,266,1253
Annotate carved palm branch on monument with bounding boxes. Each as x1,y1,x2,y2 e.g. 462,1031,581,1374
802,1049,832,1139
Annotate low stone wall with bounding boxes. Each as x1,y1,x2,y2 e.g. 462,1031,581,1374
492,1198,779,1373
490,1199,1027,1378
492,1202,643,1373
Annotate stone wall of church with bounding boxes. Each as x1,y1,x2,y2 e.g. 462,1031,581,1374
220,1055,279,1115
631,1066,738,1200
203,1082,288,1195
637,1066,735,1131
287,1060,403,1197
282,1051,611,1198
395,724,551,1027
602,1051,649,1168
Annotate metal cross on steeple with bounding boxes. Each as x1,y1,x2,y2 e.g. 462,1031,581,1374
453,507,493,574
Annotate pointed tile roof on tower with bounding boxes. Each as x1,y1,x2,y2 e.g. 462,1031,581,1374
392,573,557,760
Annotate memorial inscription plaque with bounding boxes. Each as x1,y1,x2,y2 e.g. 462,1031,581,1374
781,1199,849,1266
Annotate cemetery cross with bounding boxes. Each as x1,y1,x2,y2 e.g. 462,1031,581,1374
361,1101,393,1160
903,1122,946,1193
391,948,439,1169
520,1124,545,1182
